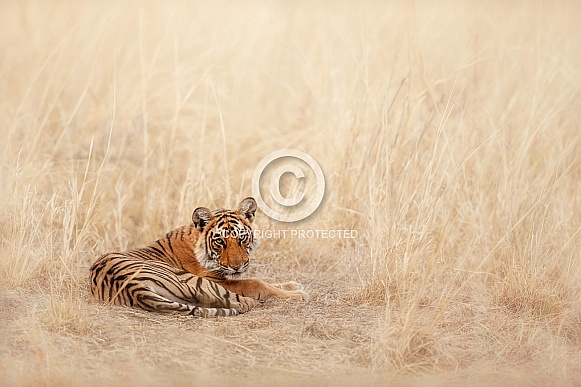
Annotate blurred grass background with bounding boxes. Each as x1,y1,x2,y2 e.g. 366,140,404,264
1,0,580,385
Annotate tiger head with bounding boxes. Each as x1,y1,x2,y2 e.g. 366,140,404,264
192,197,258,279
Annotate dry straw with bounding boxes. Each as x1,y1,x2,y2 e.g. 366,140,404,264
1,0,580,385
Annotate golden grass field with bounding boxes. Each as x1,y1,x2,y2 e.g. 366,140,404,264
1,0,581,385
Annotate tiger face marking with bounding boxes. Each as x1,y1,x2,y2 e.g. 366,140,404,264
193,197,258,280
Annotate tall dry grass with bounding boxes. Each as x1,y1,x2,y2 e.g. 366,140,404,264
1,0,581,385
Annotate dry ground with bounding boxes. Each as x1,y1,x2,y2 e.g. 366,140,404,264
1,0,581,385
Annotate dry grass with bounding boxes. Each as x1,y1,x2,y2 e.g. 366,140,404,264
1,0,581,385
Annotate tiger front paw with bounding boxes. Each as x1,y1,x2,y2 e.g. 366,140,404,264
284,289,309,302
274,281,305,292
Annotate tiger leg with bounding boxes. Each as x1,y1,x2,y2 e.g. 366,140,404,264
180,277,259,313
218,278,308,301
133,288,240,317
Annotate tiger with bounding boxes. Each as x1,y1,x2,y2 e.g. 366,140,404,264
89,197,307,317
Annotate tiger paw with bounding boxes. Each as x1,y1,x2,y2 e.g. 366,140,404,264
237,296,261,313
274,281,305,292
284,289,309,302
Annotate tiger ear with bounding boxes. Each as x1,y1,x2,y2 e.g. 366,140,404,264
192,207,213,230
237,197,257,224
